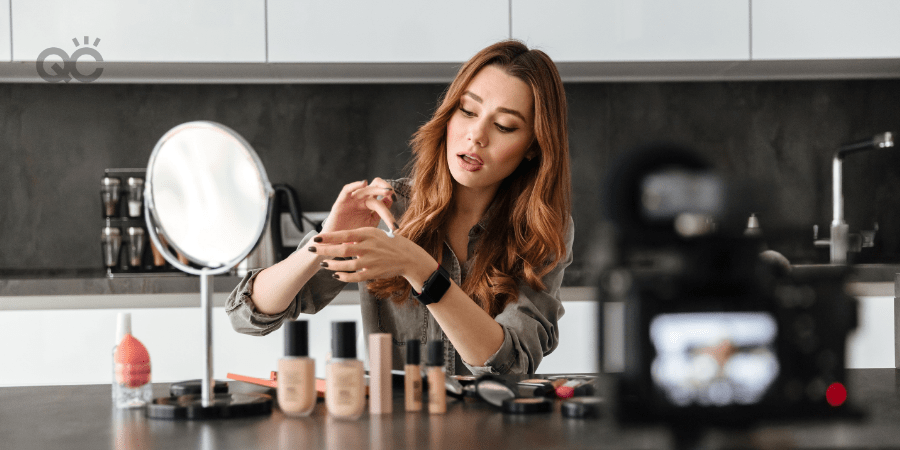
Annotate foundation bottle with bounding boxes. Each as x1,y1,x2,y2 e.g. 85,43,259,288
405,340,423,412
426,340,446,414
325,321,365,420
277,320,316,417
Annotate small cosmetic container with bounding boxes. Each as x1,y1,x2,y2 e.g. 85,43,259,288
113,325,152,409
404,340,423,412
426,341,446,414
325,321,365,420
277,320,316,417
369,333,392,414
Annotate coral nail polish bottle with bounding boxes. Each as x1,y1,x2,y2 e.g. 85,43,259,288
277,320,316,417
113,327,152,409
325,321,365,420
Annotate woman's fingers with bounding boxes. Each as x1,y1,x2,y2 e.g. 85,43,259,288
339,180,369,199
365,198,399,232
320,259,399,283
350,184,394,201
309,228,403,282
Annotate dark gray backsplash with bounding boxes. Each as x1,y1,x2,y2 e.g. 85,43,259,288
1,80,899,284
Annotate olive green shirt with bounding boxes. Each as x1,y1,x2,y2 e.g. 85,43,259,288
226,178,574,376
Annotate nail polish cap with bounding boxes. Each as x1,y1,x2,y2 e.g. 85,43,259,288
406,339,420,365
332,321,357,359
115,312,131,344
426,340,444,367
284,320,309,357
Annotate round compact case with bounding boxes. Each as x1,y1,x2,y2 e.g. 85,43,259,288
502,397,553,414
561,397,604,418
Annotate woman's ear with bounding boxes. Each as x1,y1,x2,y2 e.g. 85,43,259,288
525,144,539,161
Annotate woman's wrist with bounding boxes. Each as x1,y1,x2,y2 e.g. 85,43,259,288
402,246,438,292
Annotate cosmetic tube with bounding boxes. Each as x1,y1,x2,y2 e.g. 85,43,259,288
404,340,423,412
278,320,316,417
369,333,392,414
426,341,446,414
326,321,365,420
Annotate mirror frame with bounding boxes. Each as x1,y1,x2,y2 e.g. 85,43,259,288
143,121,273,276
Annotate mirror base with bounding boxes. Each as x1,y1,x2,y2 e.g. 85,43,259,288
146,393,272,420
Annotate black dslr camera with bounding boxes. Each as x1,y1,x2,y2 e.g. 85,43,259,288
596,144,858,428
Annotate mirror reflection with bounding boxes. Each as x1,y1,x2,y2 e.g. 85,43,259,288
146,122,271,269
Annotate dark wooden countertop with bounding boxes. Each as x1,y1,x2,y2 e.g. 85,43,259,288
1,369,898,450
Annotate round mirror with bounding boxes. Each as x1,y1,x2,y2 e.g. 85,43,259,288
143,121,275,418
145,121,272,273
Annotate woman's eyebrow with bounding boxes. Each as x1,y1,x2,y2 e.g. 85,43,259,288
463,91,526,122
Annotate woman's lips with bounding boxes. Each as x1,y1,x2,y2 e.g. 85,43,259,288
457,154,483,172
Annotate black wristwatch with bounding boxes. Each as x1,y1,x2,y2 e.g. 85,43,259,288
413,265,451,305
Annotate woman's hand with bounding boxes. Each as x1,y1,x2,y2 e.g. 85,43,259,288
320,178,398,234
309,228,436,287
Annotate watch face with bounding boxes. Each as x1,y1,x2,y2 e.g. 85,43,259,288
417,266,451,305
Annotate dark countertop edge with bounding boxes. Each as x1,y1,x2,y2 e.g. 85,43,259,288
0,287,597,311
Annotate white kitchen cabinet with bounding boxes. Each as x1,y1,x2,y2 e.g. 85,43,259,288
11,0,265,62
753,0,900,60
0,0,9,61
267,0,509,63
512,0,750,62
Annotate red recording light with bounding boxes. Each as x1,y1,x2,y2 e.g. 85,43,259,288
826,382,847,407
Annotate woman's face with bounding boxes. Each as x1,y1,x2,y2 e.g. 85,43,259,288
446,65,535,196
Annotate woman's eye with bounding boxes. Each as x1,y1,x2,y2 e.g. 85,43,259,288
495,123,517,133
459,106,475,117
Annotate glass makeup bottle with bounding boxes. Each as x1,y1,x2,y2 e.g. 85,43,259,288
113,322,153,409
325,321,365,420
426,340,446,414
278,320,316,417
405,339,423,412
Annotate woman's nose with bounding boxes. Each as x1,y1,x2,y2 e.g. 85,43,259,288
468,118,489,148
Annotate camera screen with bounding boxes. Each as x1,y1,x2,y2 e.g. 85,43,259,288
649,312,779,408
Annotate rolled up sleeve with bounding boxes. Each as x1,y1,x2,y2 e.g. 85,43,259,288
225,231,346,336
464,219,575,375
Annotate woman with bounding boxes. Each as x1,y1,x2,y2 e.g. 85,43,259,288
227,40,573,376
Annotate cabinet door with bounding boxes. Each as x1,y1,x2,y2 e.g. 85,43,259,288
753,0,900,59
12,0,265,62
268,0,509,63
0,0,9,61
512,0,750,62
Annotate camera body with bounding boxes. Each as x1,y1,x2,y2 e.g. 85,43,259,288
598,144,858,426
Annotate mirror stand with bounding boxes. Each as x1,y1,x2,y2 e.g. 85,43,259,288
143,230,273,420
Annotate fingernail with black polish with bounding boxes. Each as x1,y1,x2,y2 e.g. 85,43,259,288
307,246,316,253
320,261,329,268
332,273,340,280
313,236,322,243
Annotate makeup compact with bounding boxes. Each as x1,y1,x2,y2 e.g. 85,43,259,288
561,397,604,419
502,397,553,414
474,376,518,407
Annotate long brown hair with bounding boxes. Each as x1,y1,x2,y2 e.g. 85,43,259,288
368,40,571,317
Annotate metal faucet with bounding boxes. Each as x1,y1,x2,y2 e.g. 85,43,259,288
814,132,894,264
